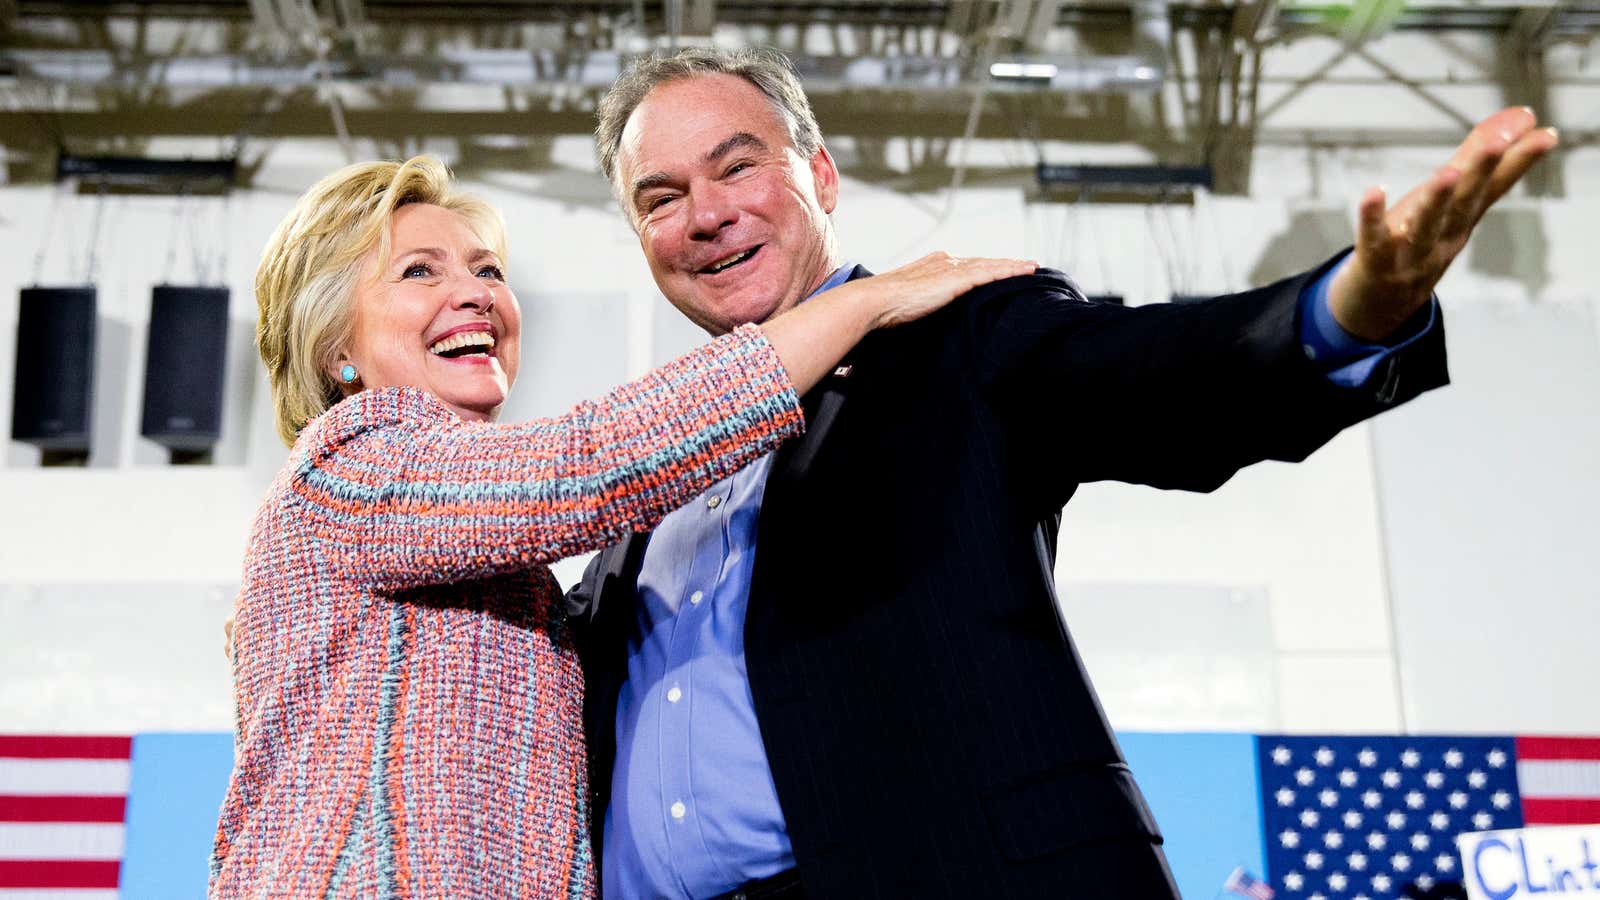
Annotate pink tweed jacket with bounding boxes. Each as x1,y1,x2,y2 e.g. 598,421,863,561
211,326,802,898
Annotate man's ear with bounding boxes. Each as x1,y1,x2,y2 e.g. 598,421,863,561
809,143,840,215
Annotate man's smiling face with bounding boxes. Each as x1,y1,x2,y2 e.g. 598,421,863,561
615,72,840,335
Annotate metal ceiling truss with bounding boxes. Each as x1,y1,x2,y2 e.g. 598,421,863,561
1,0,1594,193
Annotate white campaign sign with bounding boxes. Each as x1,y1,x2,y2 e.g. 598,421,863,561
1459,825,1600,899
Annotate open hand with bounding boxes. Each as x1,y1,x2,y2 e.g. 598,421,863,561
1329,106,1558,341
860,252,1037,330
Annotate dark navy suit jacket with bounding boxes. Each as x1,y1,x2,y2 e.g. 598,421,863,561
568,257,1448,899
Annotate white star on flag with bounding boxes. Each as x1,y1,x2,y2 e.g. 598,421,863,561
1258,735,1540,900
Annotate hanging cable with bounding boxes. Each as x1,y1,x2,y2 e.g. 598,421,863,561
31,180,66,287
162,184,189,285
84,179,109,284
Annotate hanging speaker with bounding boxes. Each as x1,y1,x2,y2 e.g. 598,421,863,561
140,285,229,451
12,286,97,452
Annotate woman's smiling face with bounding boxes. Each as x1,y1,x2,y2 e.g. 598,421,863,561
338,202,521,422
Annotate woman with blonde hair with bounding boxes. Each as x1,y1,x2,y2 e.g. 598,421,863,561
209,155,1030,897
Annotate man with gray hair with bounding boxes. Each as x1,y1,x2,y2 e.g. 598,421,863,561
568,46,1554,900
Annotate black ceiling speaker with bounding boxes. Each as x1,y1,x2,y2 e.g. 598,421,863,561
12,286,97,452
140,285,230,452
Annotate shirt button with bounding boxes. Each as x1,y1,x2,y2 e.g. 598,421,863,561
667,686,683,703
707,496,722,509
690,590,704,605
670,801,686,820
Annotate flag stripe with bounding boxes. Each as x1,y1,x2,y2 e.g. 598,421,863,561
1520,797,1600,825
1516,736,1600,761
0,798,125,825
0,861,119,890
0,883,121,890
0,740,129,762
0,763,130,798
1517,759,1600,798
0,825,124,861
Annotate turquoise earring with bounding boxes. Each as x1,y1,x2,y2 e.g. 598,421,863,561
340,364,359,384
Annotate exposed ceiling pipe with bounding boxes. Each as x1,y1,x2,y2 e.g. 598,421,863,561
986,0,1170,91
2,8,1173,94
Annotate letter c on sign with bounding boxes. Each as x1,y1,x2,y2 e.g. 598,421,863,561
1475,837,1519,900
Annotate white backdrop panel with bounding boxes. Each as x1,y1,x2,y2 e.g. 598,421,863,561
1372,300,1600,732
0,583,236,732
1057,582,1277,731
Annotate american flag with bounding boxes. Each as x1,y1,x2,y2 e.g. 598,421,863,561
1225,865,1277,899
0,735,131,898
1257,735,1600,899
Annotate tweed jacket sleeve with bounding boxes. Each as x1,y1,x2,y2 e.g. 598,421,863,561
285,323,802,590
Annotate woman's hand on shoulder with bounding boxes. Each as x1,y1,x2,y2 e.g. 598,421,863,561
854,252,1037,330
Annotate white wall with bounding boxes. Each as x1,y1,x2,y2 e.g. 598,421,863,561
1,111,1596,736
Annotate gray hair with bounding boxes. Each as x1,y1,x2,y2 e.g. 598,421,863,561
595,46,823,208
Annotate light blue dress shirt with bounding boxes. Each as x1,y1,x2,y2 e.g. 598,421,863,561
603,258,1435,900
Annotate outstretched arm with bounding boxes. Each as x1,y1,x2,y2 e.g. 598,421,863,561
291,253,1034,590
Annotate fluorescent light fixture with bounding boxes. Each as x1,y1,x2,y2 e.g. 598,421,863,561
989,61,1059,80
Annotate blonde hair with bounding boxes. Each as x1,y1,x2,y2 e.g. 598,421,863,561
255,156,506,446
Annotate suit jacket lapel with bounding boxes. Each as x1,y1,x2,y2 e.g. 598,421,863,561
771,264,871,483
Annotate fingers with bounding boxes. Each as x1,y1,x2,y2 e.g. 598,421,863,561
1446,107,1538,173
1483,124,1559,208
945,256,1037,293
1438,107,1559,239
1437,132,1505,242
1408,164,1462,254
1355,185,1392,261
